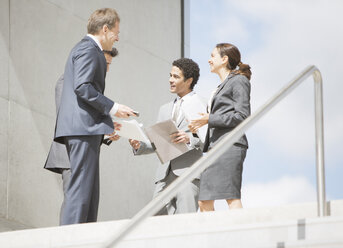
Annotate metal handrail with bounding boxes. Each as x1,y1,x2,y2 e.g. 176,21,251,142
103,65,327,248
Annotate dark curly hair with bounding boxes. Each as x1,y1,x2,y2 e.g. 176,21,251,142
172,58,200,90
103,47,118,57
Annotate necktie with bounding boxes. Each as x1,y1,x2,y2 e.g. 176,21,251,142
172,98,182,122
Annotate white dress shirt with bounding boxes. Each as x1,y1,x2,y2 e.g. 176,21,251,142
86,34,103,51
172,91,196,146
172,91,195,121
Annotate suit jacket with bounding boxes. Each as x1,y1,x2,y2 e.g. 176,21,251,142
44,75,70,173
135,93,204,182
54,36,114,144
204,73,251,152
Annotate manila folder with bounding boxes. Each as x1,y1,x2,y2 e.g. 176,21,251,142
145,119,189,164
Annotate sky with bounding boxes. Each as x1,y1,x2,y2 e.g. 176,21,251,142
190,0,343,210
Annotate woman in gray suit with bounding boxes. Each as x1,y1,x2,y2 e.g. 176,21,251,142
189,43,251,211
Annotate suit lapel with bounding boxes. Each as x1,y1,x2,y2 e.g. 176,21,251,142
215,73,235,96
176,112,185,128
210,73,235,111
83,36,107,93
83,35,106,70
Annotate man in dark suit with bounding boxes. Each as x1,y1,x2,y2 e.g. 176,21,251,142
44,48,119,224
54,8,135,225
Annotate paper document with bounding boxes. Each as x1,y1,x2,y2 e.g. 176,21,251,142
145,119,190,164
181,94,208,143
111,119,151,144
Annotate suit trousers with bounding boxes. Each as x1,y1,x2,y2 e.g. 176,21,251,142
60,135,102,225
154,169,199,215
59,168,71,225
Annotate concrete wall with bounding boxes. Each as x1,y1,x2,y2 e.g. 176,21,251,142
0,0,182,227
0,0,10,219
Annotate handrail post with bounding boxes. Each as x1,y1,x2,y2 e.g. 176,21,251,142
313,70,327,216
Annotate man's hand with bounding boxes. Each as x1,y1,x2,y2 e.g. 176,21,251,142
115,104,136,118
105,131,120,141
129,139,141,150
170,130,190,144
188,113,209,133
109,134,120,141
113,121,121,131
105,122,122,141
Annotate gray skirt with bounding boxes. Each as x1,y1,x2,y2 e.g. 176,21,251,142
198,144,247,201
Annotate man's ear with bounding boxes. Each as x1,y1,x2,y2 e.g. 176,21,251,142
185,77,193,89
102,25,108,33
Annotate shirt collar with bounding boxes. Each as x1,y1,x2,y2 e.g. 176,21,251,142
87,34,103,51
175,91,195,102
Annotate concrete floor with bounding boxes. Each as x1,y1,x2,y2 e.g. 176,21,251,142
0,217,31,233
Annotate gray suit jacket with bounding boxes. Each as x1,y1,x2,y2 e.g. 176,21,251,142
45,73,114,173
135,94,204,182
204,73,251,152
54,36,114,144
44,75,70,173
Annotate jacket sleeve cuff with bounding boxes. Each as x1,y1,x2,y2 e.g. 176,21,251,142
208,113,219,127
109,103,119,117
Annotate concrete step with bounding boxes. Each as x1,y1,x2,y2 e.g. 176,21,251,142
263,240,343,248
0,217,31,233
0,200,342,248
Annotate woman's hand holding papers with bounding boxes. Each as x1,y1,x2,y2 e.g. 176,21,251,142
188,113,209,133
170,130,190,144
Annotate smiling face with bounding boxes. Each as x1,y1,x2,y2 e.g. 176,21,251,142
102,22,120,50
208,47,227,74
169,66,192,98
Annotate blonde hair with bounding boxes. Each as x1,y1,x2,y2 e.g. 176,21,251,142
87,8,120,35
